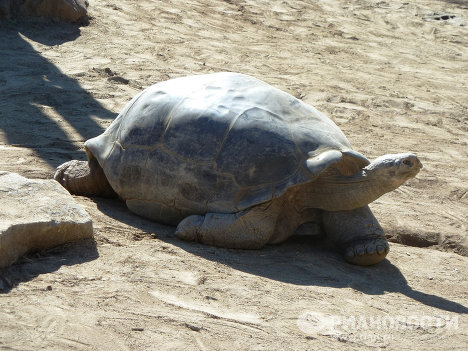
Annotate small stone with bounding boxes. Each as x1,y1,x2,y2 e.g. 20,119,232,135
108,76,130,85
184,323,202,332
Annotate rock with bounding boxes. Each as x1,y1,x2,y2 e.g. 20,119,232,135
22,0,89,22
0,171,93,268
0,0,89,22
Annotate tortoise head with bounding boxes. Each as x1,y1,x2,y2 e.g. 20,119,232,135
299,151,423,212
363,153,422,192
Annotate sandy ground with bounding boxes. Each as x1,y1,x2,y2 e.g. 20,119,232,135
0,0,467,349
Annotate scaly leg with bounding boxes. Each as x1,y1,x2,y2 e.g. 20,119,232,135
322,205,390,266
54,158,116,197
175,203,282,249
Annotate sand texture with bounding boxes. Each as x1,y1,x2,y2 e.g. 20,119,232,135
0,0,467,349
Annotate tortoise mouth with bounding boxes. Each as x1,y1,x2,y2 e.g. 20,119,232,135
400,168,422,178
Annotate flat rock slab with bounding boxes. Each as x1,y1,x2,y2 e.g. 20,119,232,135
0,171,93,268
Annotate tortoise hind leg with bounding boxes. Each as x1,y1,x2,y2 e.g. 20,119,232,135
322,205,390,266
175,203,280,249
54,158,116,197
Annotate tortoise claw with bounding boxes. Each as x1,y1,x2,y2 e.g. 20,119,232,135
355,245,365,256
343,237,389,266
376,244,385,255
365,243,376,255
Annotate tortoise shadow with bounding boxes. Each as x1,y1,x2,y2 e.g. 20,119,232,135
95,197,468,315
0,239,99,293
0,20,116,168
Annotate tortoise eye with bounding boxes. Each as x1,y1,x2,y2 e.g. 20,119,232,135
403,159,412,166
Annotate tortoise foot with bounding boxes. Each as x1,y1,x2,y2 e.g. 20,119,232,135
176,215,204,242
343,237,389,266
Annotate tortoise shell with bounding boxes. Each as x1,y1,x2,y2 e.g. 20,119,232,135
85,72,368,223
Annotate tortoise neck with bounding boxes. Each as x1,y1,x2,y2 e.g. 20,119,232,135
293,171,389,212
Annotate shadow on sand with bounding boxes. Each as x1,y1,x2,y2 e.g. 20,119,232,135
0,19,113,291
92,197,468,315
0,19,116,168
0,239,99,293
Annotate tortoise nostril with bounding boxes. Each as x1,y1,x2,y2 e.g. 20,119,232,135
402,159,412,167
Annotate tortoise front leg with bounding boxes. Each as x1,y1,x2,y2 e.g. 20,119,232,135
322,205,390,266
175,203,281,249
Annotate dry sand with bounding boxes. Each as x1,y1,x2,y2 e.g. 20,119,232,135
0,0,467,350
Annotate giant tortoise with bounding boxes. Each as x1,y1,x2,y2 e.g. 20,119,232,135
54,72,422,265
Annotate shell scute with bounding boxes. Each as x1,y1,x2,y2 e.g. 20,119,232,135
163,106,235,162
216,107,300,187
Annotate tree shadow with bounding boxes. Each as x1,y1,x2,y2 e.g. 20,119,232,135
0,238,99,293
0,19,116,167
94,197,468,315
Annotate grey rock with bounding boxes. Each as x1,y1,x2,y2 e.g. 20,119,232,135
22,0,88,22
0,171,93,268
1,0,89,22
